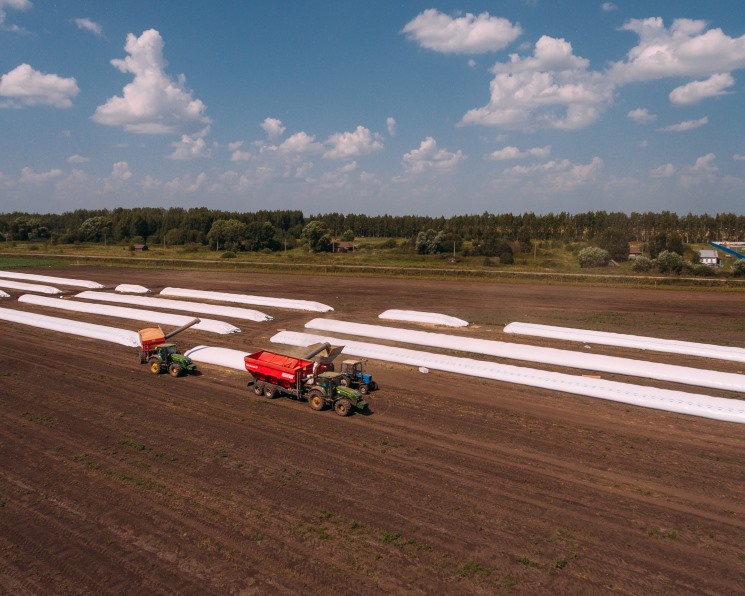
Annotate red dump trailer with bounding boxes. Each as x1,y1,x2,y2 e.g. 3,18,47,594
244,350,315,395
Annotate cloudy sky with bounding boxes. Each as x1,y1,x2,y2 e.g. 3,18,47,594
1,0,744,216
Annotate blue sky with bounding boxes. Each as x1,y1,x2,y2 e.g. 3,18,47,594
1,1,744,217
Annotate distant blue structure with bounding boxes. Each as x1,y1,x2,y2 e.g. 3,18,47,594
709,242,745,260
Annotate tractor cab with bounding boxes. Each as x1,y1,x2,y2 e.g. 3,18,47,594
339,359,377,394
158,343,181,358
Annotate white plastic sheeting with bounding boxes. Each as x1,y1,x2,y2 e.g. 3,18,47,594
160,287,334,312
504,322,745,365
0,307,139,347
75,291,272,322
0,270,103,288
0,280,62,294
0,290,9,298
305,318,745,393
379,309,468,327
18,294,239,334
184,345,248,371
272,330,745,425
115,284,150,294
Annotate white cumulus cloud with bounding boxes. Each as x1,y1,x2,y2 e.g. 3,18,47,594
657,116,708,132
275,131,323,155
610,18,745,83
168,127,212,160
627,108,657,124
323,126,383,160
402,9,521,54
501,156,604,193
67,154,90,164
462,36,612,130
402,137,465,174
73,17,103,37
92,29,210,134
387,116,396,137
110,161,132,181
488,145,551,160
19,166,63,185
261,117,285,140
651,163,676,178
669,73,734,105
0,63,78,108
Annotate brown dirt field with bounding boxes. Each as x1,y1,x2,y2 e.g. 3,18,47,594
1,266,744,594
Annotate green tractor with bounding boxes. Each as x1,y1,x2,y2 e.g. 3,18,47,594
138,319,200,378
305,372,368,416
146,343,197,377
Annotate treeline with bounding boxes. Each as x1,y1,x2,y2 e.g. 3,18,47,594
0,207,742,247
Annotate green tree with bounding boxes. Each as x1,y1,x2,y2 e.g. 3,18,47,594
79,216,113,242
415,229,438,254
207,219,247,251
578,247,610,268
597,229,630,261
341,229,355,242
731,260,745,278
300,220,333,252
655,250,684,274
631,256,654,273
244,221,279,252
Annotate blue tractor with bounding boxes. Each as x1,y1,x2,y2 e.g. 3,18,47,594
338,359,378,394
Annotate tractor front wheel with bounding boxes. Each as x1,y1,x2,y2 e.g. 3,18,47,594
358,384,369,395
334,398,352,417
339,376,350,387
308,390,325,411
168,363,183,377
148,358,163,374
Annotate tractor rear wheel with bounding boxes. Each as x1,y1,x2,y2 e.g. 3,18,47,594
148,358,162,374
253,382,264,396
308,390,325,411
168,363,183,377
334,398,352,417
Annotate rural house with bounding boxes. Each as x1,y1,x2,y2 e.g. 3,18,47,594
698,249,720,267
628,244,642,259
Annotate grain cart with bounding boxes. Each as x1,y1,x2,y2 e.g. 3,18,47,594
138,318,200,377
338,359,378,394
244,349,367,416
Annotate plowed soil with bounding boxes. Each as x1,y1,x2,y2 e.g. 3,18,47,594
1,266,744,594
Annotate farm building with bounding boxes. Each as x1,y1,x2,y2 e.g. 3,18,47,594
628,244,642,259
698,249,721,267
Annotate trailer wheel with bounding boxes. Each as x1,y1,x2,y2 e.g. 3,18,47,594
253,382,264,396
308,390,325,411
168,363,183,377
264,385,278,398
339,376,350,387
334,398,352,417
148,357,162,374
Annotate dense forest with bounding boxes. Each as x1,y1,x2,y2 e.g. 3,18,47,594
1,208,743,251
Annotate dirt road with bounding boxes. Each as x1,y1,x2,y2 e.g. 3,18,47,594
1,267,744,593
